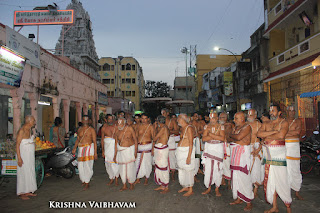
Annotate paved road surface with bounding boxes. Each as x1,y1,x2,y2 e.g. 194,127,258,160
1,158,320,213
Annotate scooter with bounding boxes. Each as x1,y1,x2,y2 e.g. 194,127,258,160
300,131,320,174
45,147,77,179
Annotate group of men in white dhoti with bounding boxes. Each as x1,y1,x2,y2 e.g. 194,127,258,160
16,103,304,213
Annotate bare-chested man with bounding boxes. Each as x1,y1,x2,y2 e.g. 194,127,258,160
101,114,119,186
257,105,292,213
201,112,225,196
16,115,37,200
190,112,204,180
228,112,254,211
176,114,195,197
247,109,263,198
219,112,234,189
114,117,138,191
261,112,271,123
153,115,170,194
132,114,141,132
285,106,303,200
72,115,97,190
161,108,179,180
135,114,155,185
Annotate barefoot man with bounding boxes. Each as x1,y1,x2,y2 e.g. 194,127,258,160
229,112,254,211
219,112,234,189
135,114,155,185
201,112,225,196
285,106,303,200
247,109,263,198
72,115,97,190
161,108,179,180
101,114,119,186
190,112,203,180
176,114,195,197
153,115,170,194
16,115,37,200
114,117,137,191
257,104,292,213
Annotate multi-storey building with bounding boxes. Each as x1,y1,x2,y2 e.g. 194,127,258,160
263,0,320,135
173,76,196,114
243,23,269,116
98,56,144,111
195,54,241,111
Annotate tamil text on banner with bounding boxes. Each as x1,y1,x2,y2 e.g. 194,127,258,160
0,46,26,87
6,26,41,68
14,10,74,26
1,159,17,175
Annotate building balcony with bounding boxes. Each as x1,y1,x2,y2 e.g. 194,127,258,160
265,0,312,35
269,32,320,73
265,32,320,82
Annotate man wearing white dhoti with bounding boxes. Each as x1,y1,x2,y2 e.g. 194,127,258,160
201,112,225,196
153,115,170,194
101,114,119,186
114,118,138,191
72,115,97,190
16,115,37,200
219,112,234,190
258,104,292,213
228,112,254,211
176,114,195,197
285,106,303,200
162,108,179,180
247,109,263,198
190,112,203,182
135,114,155,185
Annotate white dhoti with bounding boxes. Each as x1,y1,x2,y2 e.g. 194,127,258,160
17,138,37,195
78,143,94,183
104,138,119,180
230,143,254,203
176,146,195,188
223,142,231,180
250,142,264,185
136,143,153,179
202,140,224,188
117,144,136,184
193,137,201,176
285,138,302,192
168,135,177,170
154,143,169,187
263,140,292,205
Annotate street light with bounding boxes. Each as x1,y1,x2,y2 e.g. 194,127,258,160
181,47,189,113
214,47,239,111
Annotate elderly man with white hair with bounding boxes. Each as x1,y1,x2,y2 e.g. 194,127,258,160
176,114,195,197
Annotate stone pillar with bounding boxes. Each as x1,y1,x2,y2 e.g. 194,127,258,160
52,97,61,119
28,92,39,130
83,103,88,116
75,102,82,123
10,88,24,139
63,99,70,133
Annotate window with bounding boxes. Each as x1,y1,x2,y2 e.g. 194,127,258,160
126,78,131,84
111,65,114,71
132,91,136,97
132,78,136,84
111,91,114,96
103,63,110,71
108,91,115,97
111,79,114,84
132,65,136,70
122,79,125,84
102,79,111,84
126,63,131,70
122,91,125,97
126,91,131,96
122,65,125,70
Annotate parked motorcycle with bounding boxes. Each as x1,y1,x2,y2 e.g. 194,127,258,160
300,131,320,174
45,147,77,179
